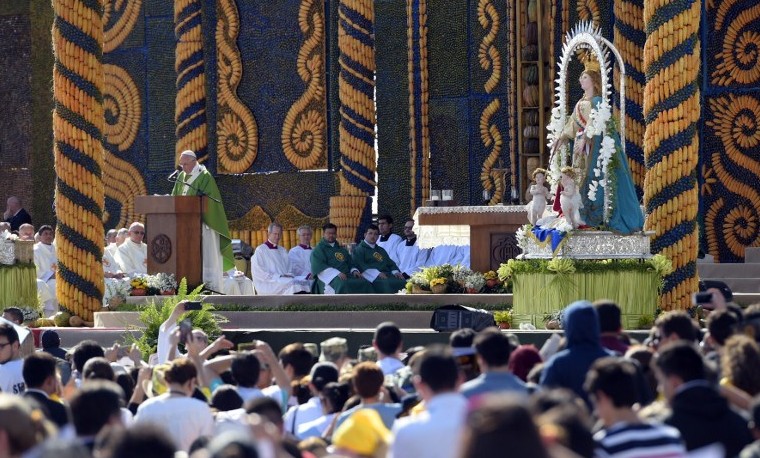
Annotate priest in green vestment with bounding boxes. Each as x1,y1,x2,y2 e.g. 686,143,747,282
310,223,373,294
171,150,235,292
352,224,407,294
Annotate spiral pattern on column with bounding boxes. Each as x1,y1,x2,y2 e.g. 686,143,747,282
282,0,327,170
175,0,208,163
332,0,376,242
642,0,701,310
477,0,504,205
216,0,259,173
613,0,646,198
52,0,106,322
102,63,147,228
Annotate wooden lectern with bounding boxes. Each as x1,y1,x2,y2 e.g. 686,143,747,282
134,195,207,285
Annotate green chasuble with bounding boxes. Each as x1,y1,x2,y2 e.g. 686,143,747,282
171,167,235,271
310,239,373,294
352,240,406,294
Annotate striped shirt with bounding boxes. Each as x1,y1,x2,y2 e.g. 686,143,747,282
595,422,687,458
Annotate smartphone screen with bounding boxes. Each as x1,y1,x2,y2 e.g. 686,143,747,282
184,301,203,311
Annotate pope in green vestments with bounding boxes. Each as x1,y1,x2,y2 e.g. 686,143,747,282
171,151,235,286
310,224,373,294
352,225,407,294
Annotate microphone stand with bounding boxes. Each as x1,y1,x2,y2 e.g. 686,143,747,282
169,172,224,295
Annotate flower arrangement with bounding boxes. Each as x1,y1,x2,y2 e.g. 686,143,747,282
105,280,131,306
429,277,447,287
463,272,485,292
493,310,513,328
130,276,148,294
484,270,498,280
149,272,178,293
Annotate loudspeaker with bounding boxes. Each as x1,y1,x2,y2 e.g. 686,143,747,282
430,305,496,332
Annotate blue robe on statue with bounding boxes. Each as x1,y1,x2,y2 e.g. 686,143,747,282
573,96,644,234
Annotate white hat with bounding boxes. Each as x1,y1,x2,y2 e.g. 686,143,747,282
180,150,197,159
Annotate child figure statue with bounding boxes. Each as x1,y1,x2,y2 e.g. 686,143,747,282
559,166,584,229
525,168,552,224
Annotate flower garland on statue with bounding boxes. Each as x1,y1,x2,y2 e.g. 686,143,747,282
585,98,617,207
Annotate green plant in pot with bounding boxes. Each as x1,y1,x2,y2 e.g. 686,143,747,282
543,310,562,330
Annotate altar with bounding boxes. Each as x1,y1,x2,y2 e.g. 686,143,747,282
414,205,527,272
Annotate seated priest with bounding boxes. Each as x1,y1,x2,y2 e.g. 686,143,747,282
115,222,147,277
396,219,430,279
288,225,315,287
33,225,59,315
310,223,373,294
377,215,403,264
251,223,310,295
352,224,407,294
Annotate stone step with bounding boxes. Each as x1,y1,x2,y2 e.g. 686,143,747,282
34,327,650,355
746,247,760,263
698,263,760,278
95,311,439,330
701,278,760,295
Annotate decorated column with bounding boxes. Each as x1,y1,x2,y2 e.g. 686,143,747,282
331,0,376,243
52,0,106,322
642,0,701,310
175,0,209,163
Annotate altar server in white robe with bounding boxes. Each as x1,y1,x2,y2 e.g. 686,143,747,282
33,225,58,315
102,239,131,304
377,215,404,263
252,223,310,295
115,222,148,276
105,227,128,259
288,225,315,288
396,219,430,278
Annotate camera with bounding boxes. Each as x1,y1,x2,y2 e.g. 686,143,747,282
692,291,714,309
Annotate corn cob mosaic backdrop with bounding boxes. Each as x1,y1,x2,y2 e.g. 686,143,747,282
281,0,327,170
613,0,646,199
332,0,376,243
52,0,106,321
701,0,760,262
478,0,506,206
406,0,430,212
642,0,701,310
174,0,208,163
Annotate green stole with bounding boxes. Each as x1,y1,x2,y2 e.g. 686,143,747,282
171,168,235,271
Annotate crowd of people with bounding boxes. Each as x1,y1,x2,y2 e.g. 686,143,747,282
0,296,759,457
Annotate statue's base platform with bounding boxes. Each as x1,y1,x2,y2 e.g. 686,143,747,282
519,230,654,259
512,270,660,328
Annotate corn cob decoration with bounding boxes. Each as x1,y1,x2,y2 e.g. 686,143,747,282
642,0,701,310
103,63,147,228
175,0,208,163
406,0,431,211
52,0,106,322
216,0,259,173
282,0,327,170
103,0,141,53
613,0,646,198
477,0,505,206
332,0,376,243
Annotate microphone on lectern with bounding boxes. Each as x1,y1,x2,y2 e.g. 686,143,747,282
167,166,182,181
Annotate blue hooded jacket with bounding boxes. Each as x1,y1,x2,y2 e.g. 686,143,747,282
539,300,612,407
